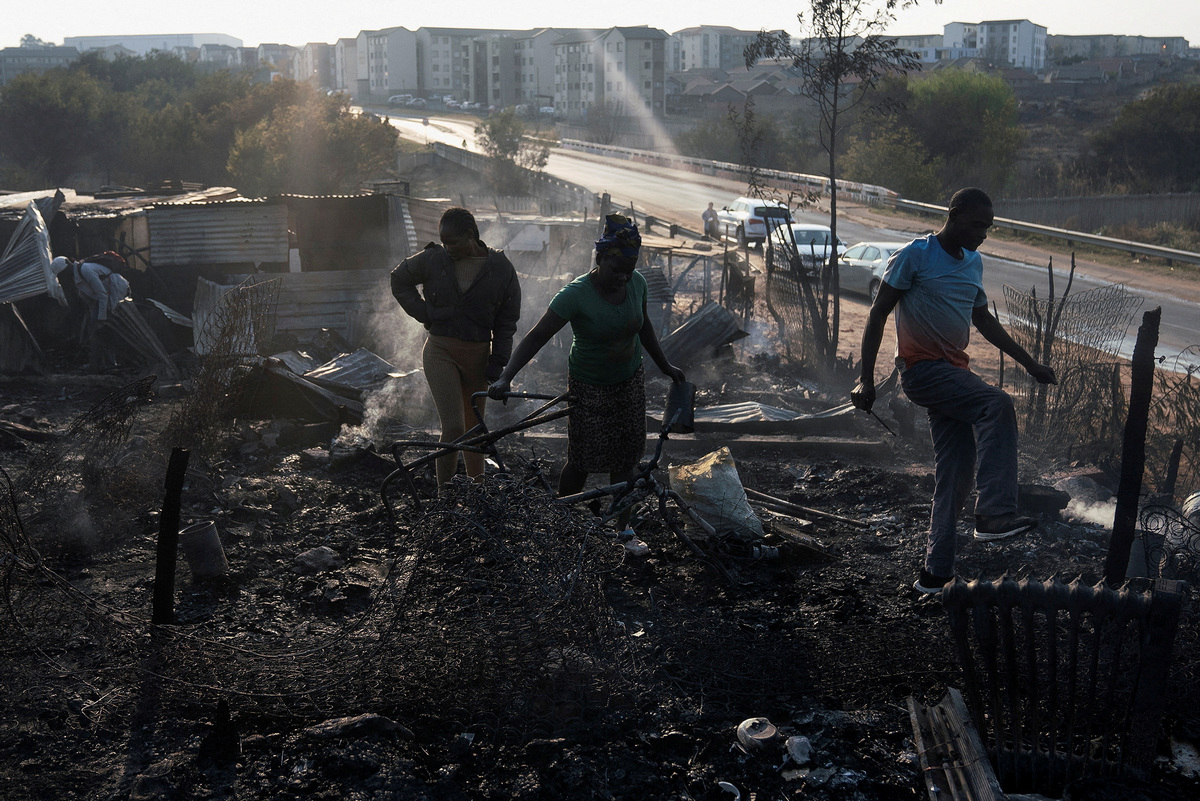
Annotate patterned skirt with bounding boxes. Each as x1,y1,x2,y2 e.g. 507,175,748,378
566,364,647,474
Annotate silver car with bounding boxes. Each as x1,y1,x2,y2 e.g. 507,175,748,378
838,241,909,300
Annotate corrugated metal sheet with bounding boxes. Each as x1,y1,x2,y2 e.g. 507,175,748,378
692,401,857,434
303,348,410,397
227,268,398,345
0,202,64,305
149,204,289,266
660,301,747,367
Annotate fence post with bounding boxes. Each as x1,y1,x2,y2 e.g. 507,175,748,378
1105,307,1161,587
152,448,191,625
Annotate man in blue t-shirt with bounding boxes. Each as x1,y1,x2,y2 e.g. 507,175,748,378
851,188,1057,595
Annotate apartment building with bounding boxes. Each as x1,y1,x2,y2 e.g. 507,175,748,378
554,30,604,116
417,27,502,102
976,20,1047,70
599,27,667,115
670,25,759,72
514,29,563,106
333,38,358,93
359,28,418,102
64,33,241,57
255,44,296,74
293,43,333,89
0,45,79,87
1047,34,1192,60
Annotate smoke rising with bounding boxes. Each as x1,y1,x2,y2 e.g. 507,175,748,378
1065,498,1117,528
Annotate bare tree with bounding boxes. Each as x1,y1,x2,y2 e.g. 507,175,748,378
745,0,922,370
585,100,625,146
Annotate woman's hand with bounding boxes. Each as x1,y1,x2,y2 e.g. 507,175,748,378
487,378,512,400
663,364,686,384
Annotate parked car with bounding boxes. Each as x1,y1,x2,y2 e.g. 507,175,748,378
715,197,792,248
838,241,908,299
538,106,555,115
765,223,847,274
387,94,414,106
406,98,427,108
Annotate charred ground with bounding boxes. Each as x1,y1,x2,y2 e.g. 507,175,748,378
1,355,1198,801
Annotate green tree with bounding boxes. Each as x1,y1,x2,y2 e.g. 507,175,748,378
76,50,198,95
745,0,921,371
905,68,1022,194
0,69,136,185
842,127,943,201
845,68,1023,200
227,91,399,196
1088,84,1200,193
474,108,550,193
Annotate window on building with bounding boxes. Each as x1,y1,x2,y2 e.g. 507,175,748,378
616,42,622,51
645,61,650,69
606,81,612,90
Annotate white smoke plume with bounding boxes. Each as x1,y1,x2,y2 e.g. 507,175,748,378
1065,498,1117,528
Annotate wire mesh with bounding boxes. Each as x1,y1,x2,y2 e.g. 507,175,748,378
163,277,280,457
764,267,824,366
1003,282,1142,457
1,472,645,747
1147,347,1200,493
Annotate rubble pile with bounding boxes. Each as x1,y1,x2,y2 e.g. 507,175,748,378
0,368,1198,800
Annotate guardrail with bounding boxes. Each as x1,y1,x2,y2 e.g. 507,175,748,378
893,198,1200,267
433,141,598,214
560,139,898,205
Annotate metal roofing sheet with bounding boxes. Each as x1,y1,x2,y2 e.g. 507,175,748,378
303,347,410,396
148,204,289,265
660,301,747,367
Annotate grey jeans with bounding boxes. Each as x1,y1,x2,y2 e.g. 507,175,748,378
900,359,1019,576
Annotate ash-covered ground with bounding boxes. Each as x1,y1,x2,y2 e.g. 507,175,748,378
1,356,1197,801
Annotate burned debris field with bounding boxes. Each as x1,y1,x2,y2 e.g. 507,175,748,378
2,183,1200,800
2,350,1199,801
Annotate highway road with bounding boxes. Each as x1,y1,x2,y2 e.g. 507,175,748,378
385,113,1198,363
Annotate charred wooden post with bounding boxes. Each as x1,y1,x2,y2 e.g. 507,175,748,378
151,447,190,625
1106,307,1161,587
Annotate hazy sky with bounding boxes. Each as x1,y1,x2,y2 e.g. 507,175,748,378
3,1,1197,50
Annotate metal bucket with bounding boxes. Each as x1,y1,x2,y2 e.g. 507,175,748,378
664,381,696,434
179,520,229,579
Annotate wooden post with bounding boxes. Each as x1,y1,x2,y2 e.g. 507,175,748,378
152,448,191,625
1105,308,1160,587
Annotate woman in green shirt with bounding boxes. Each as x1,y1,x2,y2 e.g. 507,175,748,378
489,214,685,502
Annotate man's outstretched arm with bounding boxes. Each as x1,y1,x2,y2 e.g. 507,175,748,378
851,282,904,412
971,305,1057,384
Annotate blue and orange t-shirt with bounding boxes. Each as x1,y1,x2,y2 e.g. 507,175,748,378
881,234,987,370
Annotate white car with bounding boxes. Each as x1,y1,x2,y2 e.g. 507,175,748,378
765,223,847,274
838,241,909,299
715,197,792,248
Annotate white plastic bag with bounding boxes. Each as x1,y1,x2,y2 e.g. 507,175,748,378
667,447,763,540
